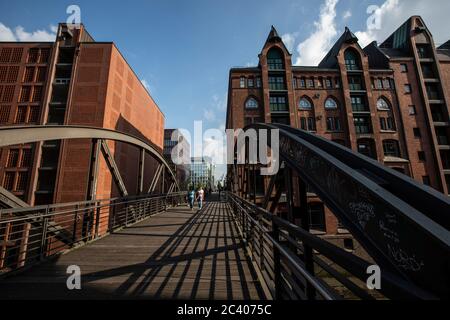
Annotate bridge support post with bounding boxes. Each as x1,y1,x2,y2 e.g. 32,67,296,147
138,148,145,195
87,139,101,201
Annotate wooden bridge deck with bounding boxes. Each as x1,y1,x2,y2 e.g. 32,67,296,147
0,198,265,300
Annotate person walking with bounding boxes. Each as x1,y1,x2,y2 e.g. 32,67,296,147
187,189,195,211
197,187,205,210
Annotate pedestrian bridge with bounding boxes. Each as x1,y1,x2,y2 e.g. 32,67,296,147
0,125,449,300
0,195,264,300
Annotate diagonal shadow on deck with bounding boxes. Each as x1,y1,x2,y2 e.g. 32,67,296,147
0,196,266,300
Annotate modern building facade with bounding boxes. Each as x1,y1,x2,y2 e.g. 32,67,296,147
190,157,214,190
226,16,450,237
0,23,165,205
163,129,190,189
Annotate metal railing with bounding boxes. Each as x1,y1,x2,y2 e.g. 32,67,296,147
227,193,437,300
0,192,185,276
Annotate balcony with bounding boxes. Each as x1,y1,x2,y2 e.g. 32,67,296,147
54,78,70,85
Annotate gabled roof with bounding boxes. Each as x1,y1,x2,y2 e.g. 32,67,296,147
318,27,359,68
438,40,450,50
266,25,282,43
261,26,292,55
363,41,390,69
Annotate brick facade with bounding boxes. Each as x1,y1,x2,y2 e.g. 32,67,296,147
0,23,164,205
226,16,450,237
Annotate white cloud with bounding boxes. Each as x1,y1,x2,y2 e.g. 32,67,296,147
354,0,400,47
294,0,339,66
355,0,450,48
203,109,216,122
141,79,150,90
343,10,352,20
212,93,227,111
282,33,296,53
0,23,57,41
0,23,16,41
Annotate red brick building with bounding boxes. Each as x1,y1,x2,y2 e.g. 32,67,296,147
226,16,450,236
0,23,165,205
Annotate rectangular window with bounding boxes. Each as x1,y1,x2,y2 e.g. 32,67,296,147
11,48,23,63
418,151,426,161
413,128,421,138
326,117,333,131
326,117,341,131
16,172,28,192
270,96,288,112
15,106,27,123
335,78,341,88
20,149,33,167
2,86,15,102
247,78,254,88
404,84,412,94
400,64,408,72
0,66,7,82
307,117,316,131
6,66,19,83
325,78,332,89
300,117,307,130
383,79,391,89
269,76,285,90
307,78,314,88
375,79,383,89
317,78,323,88
27,48,39,63
351,96,368,112
7,149,19,167
409,105,416,115
0,105,10,123
0,48,12,63
239,77,245,88
39,48,50,63
354,116,372,134
28,106,40,123
32,86,43,102
24,67,35,82
299,78,306,88
256,77,261,88
36,67,47,82
2,172,15,190
19,86,31,103
380,117,395,131
293,77,297,89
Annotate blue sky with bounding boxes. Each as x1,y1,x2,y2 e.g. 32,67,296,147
1,0,449,179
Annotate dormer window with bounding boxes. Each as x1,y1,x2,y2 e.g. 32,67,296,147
344,49,361,71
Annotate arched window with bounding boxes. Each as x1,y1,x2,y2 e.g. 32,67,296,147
267,48,284,70
344,49,361,71
299,97,313,110
377,97,390,110
325,97,338,110
245,97,258,109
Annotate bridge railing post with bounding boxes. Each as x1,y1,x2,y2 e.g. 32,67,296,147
272,221,282,300
40,212,49,261
94,201,101,239
72,205,78,245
